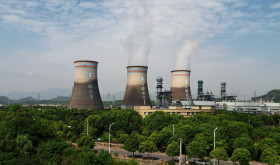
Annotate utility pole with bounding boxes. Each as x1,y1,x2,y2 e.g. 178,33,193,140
173,124,175,136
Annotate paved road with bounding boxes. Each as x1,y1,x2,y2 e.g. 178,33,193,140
95,146,264,165
95,146,239,165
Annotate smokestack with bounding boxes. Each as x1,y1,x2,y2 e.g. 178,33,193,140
171,70,192,100
197,80,203,95
221,82,226,97
122,66,152,106
68,60,103,110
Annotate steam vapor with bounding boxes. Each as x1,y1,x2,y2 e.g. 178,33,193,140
174,41,199,70
124,0,153,66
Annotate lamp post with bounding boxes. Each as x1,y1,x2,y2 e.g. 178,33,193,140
214,127,217,165
87,119,89,136
109,123,114,154
179,138,183,165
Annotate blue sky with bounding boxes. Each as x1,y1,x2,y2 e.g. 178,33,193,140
0,0,280,100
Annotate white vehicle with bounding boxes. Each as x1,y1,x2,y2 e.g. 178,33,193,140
195,159,212,165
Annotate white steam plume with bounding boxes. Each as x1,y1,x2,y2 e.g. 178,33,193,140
124,0,153,66
174,41,199,70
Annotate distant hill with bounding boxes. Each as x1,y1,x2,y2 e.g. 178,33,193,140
0,96,10,104
252,89,280,103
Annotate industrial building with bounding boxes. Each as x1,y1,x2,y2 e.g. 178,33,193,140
122,66,152,107
133,69,216,118
216,82,280,114
68,60,103,110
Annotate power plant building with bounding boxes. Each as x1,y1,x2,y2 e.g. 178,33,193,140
68,60,104,110
122,66,152,107
171,70,192,100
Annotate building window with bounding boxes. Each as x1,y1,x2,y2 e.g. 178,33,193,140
144,112,146,115
177,112,181,115
148,112,152,115
187,112,190,115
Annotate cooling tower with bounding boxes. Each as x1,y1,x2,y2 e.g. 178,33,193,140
122,66,152,106
68,60,104,110
171,70,192,100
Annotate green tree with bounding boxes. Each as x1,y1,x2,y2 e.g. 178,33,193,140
231,148,251,165
102,132,113,142
166,141,179,160
45,141,69,161
119,134,130,144
138,140,157,158
143,111,179,135
209,148,228,165
77,135,95,149
187,140,208,160
232,136,255,158
15,134,33,157
260,148,280,165
124,134,139,157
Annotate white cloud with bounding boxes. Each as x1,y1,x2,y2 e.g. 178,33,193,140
0,0,279,99
271,2,280,9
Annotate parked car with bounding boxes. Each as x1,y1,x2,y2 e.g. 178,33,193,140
195,159,212,165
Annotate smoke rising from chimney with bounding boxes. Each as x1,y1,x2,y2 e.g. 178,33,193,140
174,41,199,70
123,0,153,66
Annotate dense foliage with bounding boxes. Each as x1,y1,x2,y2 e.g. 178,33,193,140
1,105,280,164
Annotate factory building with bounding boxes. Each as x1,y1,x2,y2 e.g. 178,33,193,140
216,82,280,114
197,80,215,101
68,60,103,110
122,66,152,107
134,70,215,118
216,101,280,114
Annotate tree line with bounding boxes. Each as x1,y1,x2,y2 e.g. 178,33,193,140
1,104,280,165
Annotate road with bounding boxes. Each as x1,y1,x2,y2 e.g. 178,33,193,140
95,145,264,165
94,146,240,165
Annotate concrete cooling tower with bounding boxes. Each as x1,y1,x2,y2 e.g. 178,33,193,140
68,60,104,110
122,66,152,106
171,70,192,100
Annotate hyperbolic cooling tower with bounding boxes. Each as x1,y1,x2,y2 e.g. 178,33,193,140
68,60,104,110
122,66,152,106
171,70,192,100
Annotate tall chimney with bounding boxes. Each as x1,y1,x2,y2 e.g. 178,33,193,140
122,66,152,106
68,60,103,110
171,70,192,100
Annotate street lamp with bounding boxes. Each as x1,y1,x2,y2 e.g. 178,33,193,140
109,123,115,154
214,127,217,150
214,127,217,165
179,138,183,165
87,119,89,136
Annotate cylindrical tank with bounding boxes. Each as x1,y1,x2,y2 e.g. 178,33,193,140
68,60,104,110
171,70,192,100
122,66,152,106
